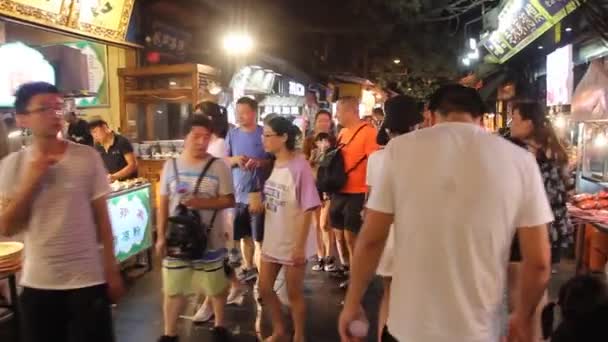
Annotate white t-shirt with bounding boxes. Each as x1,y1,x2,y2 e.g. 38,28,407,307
367,122,553,342
366,149,394,277
262,155,321,264
208,136,228,159
160,155,234,251
207,136,232,239
0,142,111,290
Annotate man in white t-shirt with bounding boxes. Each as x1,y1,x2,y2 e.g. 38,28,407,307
0,82,123,342
340,85,553,342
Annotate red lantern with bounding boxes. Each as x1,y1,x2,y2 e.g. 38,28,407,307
147,51,160,64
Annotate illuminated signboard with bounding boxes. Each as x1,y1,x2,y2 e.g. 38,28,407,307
108,186,153,262
289,81,306,96
0,42,56,107
483,0,579,63
546,44,573,106
0,0,135,44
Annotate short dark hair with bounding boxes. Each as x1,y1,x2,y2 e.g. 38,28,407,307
183,114,213,135
376,124,390,146
196,101,229,139
236,97,258,112
315,110,332,122
383,95,422,135
88,119,108,130
14,82,60,114
372,107,385,117
428,84,486,118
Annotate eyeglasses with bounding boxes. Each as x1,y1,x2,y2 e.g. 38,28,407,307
25,105,64,115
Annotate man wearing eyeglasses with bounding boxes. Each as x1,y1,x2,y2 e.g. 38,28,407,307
0,82,123,342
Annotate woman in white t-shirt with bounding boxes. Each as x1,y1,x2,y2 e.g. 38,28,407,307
259,116,321,342
368,95,422,342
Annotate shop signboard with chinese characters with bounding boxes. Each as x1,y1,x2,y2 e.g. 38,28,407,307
107,185,153,263
289,81,306,96
0,0,135,45
483,0,579,64
148,21,192,60
71,0,135,44
0,1,72,28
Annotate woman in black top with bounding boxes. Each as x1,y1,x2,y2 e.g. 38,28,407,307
508,101,573,341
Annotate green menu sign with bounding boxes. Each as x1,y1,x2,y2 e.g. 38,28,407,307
107,186,153,262
483,0,579,63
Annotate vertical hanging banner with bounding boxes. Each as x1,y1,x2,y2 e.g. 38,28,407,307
483,0,579,63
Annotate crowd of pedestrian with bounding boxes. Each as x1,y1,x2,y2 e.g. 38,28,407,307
2,81,608,342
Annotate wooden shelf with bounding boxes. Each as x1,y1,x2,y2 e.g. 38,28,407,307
118,63,218,77
125,89,193,97
118,63,220,140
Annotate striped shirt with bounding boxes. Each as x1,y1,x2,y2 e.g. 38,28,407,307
0,142,111,289
160,155,234,251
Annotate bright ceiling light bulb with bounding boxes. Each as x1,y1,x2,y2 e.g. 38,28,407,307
7,130,21,139
223,33,254,55
462,57,470,66
554,116,566,129
594,133,608,147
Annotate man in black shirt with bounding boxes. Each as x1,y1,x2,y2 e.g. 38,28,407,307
64,112,93,146
89,119,138,181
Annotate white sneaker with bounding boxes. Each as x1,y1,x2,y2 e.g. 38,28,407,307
192,301,214,323
226,286,247,305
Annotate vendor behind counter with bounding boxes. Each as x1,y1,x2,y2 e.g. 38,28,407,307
89,119,138,181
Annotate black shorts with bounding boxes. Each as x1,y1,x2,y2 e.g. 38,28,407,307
233,203,265,242
382,326,399,341
330,193,366,233
21,284,115,342
510,229,561,264
510,233,522,262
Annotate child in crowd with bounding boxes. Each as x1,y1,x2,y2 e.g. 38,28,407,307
541,274,608,342
309,132,335,177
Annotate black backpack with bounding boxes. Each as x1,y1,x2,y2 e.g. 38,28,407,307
166,157,218,260
317,124,368,194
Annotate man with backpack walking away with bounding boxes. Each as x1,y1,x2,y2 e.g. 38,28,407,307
324,97,378,287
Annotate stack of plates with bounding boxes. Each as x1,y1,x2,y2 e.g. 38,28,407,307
0,242,23,273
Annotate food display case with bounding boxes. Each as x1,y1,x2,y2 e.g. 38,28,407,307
576,120,608,194
133,140,184,210
107,179,153,268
